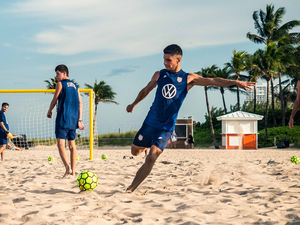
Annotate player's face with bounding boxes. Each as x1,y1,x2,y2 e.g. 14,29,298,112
1,105,8,113
55,71,66,81
163,54,181,72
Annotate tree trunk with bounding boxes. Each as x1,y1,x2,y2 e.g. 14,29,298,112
237,86,240,111
205,87,219,149
265,80,270,139
220,87,227,114
270,77,277,127
278,74,285,126
253,85,257,113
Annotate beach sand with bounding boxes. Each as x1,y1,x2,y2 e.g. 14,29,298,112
0,147,300,225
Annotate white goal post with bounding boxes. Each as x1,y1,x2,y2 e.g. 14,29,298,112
0,89,95,160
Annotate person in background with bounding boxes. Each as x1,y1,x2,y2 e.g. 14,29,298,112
171,130,177,148
0,103,10,163
188,133,194,149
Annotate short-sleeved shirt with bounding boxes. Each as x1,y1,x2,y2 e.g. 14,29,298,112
144,69,188,131
0,111,9,138
56,79,79,130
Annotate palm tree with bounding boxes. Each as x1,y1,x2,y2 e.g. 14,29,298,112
84,80,119,135
247,4,300,45
196,66,220,149
252,43,283,138
245,54,261,113
225,50,248,111
214,67,231,114
247,4,300,126
275,80,297,125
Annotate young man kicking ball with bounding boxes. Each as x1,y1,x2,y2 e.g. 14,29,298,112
47,65,84,178
126,44,255,192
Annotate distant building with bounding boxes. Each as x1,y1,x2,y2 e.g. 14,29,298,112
246,83,293,102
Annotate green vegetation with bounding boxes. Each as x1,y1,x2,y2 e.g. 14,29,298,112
97,131,137,146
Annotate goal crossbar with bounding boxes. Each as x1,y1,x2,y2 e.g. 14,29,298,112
0,89,94,160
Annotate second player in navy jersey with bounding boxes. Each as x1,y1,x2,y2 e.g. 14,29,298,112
126,44,255,192
47,65,85,178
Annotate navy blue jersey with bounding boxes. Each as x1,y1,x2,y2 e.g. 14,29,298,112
56,79,79,130
0,111,9,137
144,69,188,131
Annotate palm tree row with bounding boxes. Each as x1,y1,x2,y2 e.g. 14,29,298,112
197,4,300,143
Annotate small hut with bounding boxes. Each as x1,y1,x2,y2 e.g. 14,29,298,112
174,116,193,148
216,111,263,149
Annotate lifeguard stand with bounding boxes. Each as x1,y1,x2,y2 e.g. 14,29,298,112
216,111,263,149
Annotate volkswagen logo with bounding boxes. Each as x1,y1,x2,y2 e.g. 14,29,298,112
162,84,177,99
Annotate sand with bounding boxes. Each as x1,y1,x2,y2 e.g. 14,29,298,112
0,147,300,225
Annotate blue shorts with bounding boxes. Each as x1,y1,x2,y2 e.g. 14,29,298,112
133,122,172,151
55,127,76,140
0,136,7,145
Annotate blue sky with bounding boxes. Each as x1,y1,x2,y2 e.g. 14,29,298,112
1,0,299,134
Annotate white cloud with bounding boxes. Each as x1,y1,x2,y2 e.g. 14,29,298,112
5,0,300,62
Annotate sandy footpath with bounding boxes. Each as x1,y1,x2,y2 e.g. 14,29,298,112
0,147,300,225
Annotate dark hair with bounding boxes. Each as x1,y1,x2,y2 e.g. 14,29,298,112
163,44,182,56
55,64,69,76
2,102,9,107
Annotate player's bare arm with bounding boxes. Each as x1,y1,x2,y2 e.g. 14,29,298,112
126,71,160,113
78,89,85,130
0,122,8,133
187,73,255,92
47,82,62,118
289,81,300,129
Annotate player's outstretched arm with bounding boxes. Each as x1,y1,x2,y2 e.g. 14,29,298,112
126,71,159,113
289,81,300,129
187,73,255,91
47,82,62,118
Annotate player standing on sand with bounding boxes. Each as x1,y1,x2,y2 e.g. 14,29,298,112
126,44,255,192
47,65,85,178
0,103,10,162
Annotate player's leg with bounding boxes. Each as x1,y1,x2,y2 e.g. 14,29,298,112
131,144,148,156
126,145,162,192
0,145,5,162
126,128,171,192
68,140,77,176
57,138,71,178
67,128,77,176
131,123,152,156
0,137,7,162
56,127,72,178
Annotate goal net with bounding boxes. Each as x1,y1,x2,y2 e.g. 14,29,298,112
0,89,97,159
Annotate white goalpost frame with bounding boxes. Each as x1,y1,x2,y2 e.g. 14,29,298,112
0,89,95,160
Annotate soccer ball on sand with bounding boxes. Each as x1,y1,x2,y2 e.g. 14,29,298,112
76,155,80,161
77,171,98,191
291,156,300,164
101,154,108,160
48,156,55,161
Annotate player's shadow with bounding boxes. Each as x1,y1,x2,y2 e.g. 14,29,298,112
28,188,78,195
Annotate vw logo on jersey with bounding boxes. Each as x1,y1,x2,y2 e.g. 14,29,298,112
162,84,177,99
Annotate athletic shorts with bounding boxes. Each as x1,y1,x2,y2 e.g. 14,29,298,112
55,127,76,140
133,122,172,151
0,136,7,145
